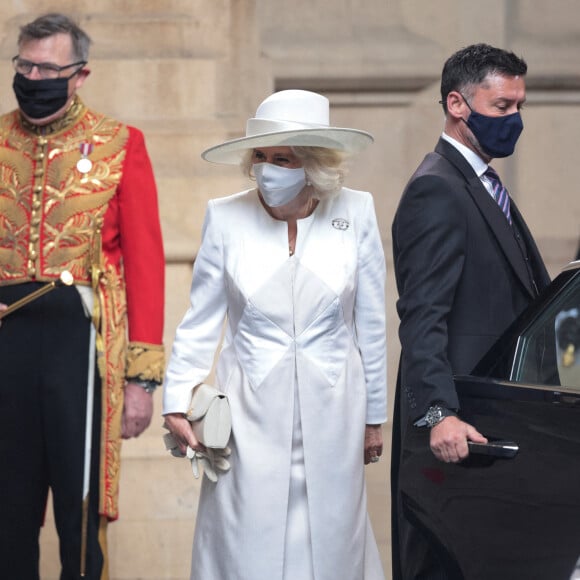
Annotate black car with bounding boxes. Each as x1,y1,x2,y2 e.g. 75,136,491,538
399,261,580,580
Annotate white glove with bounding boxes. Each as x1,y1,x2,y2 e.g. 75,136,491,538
186,446,231,482
162,431,184,457
163,430,231,482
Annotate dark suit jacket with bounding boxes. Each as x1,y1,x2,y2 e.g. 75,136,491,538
390,138,550,580
393,138,550,423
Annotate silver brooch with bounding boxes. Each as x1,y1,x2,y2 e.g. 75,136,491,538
332,218,349,230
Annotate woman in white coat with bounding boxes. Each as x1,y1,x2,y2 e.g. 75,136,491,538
163,89,387,580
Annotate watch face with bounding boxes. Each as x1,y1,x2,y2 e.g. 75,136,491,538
426,406,444,427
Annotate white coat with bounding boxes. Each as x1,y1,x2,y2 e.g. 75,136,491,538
163,186,387,580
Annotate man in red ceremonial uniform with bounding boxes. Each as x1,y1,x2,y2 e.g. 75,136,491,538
0,13,165,579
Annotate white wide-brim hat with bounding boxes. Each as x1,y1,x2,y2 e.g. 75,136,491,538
202,89,374,165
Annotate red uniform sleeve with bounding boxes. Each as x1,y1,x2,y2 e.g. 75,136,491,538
117,126,165,346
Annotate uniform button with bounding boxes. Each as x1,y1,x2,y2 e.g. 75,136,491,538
34,185,42,194
30,233,39,242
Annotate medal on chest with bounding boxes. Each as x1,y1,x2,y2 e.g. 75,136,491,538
77,141,94,174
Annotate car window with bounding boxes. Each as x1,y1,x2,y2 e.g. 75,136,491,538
512,274,580,389
555,307,580,388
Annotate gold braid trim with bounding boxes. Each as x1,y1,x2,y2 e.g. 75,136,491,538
126,343,165,384
91,216,106,377
20,95,85,134
97,263,127,520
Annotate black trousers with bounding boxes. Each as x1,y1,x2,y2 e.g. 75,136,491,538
391,379,459,580
0,283,103,580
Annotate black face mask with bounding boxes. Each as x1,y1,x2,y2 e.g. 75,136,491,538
12,73,71,119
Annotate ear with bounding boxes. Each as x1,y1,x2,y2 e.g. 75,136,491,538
73,68,91,90
446,90,469,120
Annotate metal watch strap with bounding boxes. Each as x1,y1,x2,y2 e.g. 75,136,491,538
416,404,455,428
129,379,159,394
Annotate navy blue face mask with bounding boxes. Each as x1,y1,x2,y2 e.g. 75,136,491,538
461,95,524,158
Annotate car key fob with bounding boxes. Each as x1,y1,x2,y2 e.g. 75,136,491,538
467,440,519,458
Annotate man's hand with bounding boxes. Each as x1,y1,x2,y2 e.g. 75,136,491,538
121,381,154,439
430,415,487,463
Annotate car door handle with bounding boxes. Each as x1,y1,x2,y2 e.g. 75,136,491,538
467,440,519,458
554,393,580,406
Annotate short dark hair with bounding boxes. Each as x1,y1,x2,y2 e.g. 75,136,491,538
440,43,527,113
18,13,92,62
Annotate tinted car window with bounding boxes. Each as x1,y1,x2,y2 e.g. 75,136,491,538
512,270,580,389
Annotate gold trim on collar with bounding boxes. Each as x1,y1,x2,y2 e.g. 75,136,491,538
19,96,86,135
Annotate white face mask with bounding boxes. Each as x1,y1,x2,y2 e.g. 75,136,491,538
253,162,307,208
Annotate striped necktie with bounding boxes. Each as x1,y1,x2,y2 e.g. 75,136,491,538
484,166,512,225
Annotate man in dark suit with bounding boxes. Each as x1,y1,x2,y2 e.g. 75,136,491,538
390,44,551,580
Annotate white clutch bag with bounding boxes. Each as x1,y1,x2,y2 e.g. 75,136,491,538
186,383,232,449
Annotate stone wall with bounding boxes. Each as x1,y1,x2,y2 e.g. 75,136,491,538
1,1,578,578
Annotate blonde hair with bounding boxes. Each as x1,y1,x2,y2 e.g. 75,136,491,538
241,146,348,199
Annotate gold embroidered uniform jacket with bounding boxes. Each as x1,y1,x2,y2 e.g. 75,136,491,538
0,97,165,519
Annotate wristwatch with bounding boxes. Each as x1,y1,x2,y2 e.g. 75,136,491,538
420,405,455,428
129,379,159,394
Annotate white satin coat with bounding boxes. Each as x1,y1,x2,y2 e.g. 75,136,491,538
163,187,387,580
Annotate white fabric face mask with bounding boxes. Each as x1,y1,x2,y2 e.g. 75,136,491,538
253,162,307,207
